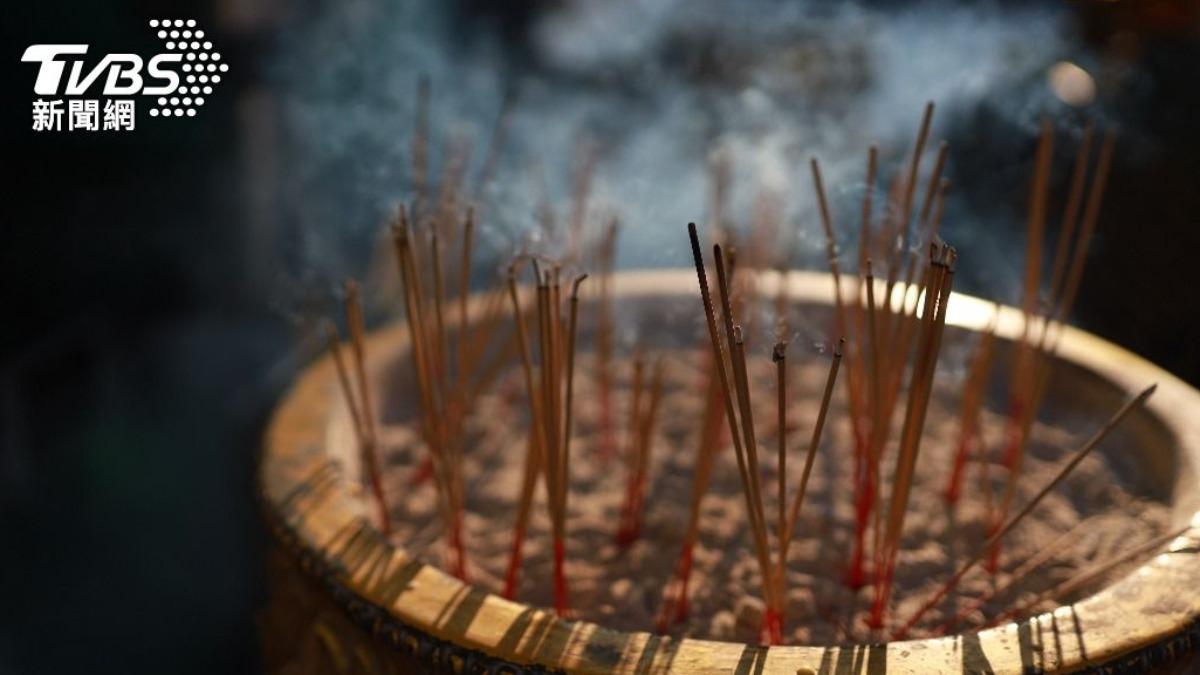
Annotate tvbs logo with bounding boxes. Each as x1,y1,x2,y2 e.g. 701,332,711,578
21,19,227,132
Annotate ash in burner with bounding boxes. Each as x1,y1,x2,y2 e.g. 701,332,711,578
377,345,1170,643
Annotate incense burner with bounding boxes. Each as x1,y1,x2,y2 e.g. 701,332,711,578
259,269,1200,674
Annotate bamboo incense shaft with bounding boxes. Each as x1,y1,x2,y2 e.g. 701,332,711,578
530,264,585,616
774,341,788,564
864,261,887,585
392,209,468,579
844,151,883,588
938,516,1103,633
657,350,727,631
502,264,548,598
562,273,587,525
894,383,1157,638
1044,123,1095,308
780,339,843,566
991,525,1190,626
456,209,475,397
892,102,935,280
595,219,619,461
687,223,781,642
430,233,450,393
324,321,390,535
990,129,1116,571
325,322,366,450
811,159,849,366
871,244,956,627
534,270,568,613
1005,121,1056,469
1054,129,1116,323
984,128,1113,569
717,258,775,575
343,282,391,537
619,356,665,545
617,352,647,545
944,312,1000,504
626,354,647,492
886,143,948,346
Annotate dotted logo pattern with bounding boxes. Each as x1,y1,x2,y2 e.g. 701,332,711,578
146,19,228,118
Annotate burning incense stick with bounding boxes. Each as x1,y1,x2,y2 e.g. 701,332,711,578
893,383,1157,638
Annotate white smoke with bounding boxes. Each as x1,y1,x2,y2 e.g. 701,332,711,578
277,0,1081,297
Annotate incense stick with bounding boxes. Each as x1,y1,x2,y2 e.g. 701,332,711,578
617,355,665,547
990,525,1190,627
656,345,727,631
944,310,1000,505
779,339,843,584
342,281,390,537
324,320,390,536
687,223,781,643
870,243,956,629
502,262,546,599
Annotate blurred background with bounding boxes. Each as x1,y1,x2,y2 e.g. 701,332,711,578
2,0,1198,672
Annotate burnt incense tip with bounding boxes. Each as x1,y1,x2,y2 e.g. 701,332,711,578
733,324,745,345
835,337,846,358
571,274,588,297
942,246,959,270
772,341,788,362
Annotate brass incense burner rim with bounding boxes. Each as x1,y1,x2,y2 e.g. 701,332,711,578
261,268,1200,674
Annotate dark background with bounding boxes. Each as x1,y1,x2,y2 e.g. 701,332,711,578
2,1,1198,673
